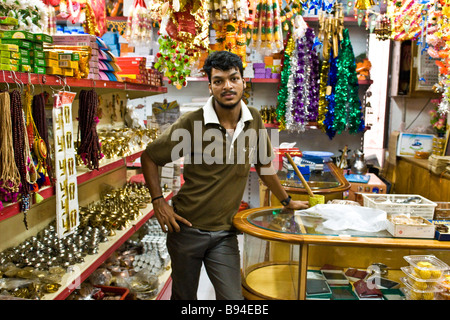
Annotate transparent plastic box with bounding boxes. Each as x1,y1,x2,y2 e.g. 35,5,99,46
403,255,450,273
401,266,444,283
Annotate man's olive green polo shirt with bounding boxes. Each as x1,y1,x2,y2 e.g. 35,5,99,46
145,97,274,231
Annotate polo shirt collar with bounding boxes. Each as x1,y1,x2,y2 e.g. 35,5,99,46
203,96,253,125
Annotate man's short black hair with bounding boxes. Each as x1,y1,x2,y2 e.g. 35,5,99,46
203,51,244,82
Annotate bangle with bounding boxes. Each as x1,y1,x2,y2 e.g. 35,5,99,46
151,195,164,203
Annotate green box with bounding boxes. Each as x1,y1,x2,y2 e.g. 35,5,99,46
19,48,29,58
19,56,30,65
0,43,19,52
32,50,45,59
1,57,18,65
10,51,20,60
0,63,19,71
31,58,46,67
0,39,32,49
33,66,45,74
1,30,34,42
20,64,31,72
33,33,53,43
33,42,43,51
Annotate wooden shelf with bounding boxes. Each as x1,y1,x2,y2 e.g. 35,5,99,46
43,191,173,300
0,72,167,99
0,150,145,223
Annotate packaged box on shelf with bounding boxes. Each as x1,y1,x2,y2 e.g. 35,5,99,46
33,58,46,67
0,51,19,59
52,34,97,46
34,42,43,51
346,173,387,204
0,41,22,51
20,64,31,72
33,66,45,74
386,215,435,238
58,60,78,69
44,50,58,60
46,66,62,75
32,50,45,59
18,48,29,58
0,30,34,41
19,56,30,65
62,68,73,77
0,63,18,71
58,52,73,61
1,38,32,49
0,57,18,65
44,58,57,68
34,33,53,43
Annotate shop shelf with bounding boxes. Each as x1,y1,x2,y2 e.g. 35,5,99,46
42,191,173,300
0,71,167,99
0,151,144,223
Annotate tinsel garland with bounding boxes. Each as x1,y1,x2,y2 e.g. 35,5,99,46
334,28,365,134
285,28,319,132
317,48,330,131
324,51,338,139
276,36,295,130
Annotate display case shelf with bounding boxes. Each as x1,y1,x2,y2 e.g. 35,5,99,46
0,151,145,223
0,71,167,99
42,191,173,300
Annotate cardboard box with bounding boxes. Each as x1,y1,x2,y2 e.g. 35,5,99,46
346,173,387,204
33,66,45,74
1,30,34,41
20,64,31,72
34,33,53,43
387,216,435,238
431,220,450,241
0,43,18,52
1,38,32,49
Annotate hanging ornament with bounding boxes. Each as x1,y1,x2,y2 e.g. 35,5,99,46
334,28,365,135
373,13,392,40
154,35,192,89
276,35,295,130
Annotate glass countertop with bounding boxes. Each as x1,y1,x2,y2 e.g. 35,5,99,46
247,208,393,238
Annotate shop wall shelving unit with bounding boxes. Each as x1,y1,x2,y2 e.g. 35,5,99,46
0,75,170,300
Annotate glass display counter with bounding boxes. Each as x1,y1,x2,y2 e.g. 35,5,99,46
233,207,450,300
270,162,351,206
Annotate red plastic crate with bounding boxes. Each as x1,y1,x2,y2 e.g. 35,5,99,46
94,285,130,300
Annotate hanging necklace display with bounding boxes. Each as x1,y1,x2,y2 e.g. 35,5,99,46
10,89,37,228
32,92,54,186
0,91,21,205
52,90,79,239
24,86,49,189
77,89,103,171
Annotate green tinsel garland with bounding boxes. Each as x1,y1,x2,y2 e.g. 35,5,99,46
276,36,295,131
333,28,365,134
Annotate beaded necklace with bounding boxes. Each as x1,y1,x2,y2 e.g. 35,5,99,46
0,91,21,202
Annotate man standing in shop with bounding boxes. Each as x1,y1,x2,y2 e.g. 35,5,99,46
141,50,308,300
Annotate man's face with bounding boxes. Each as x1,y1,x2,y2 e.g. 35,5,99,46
209,67,245,110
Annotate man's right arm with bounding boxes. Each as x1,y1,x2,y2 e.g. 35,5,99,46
141,151,191,232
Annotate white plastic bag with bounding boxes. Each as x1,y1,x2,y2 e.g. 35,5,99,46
295,204,387,233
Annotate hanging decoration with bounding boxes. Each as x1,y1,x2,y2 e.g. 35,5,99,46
32,93,54,187
249,0,284,55
276,35,295,130
334,28,365,135
10,89,37,228
213,21,248,67
284,17,320,132
125,0,153,46
154,35,192,89
24,86,51,189
0,92,20,206
52,91,79,239
77,90,104,171
0,0,48,32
